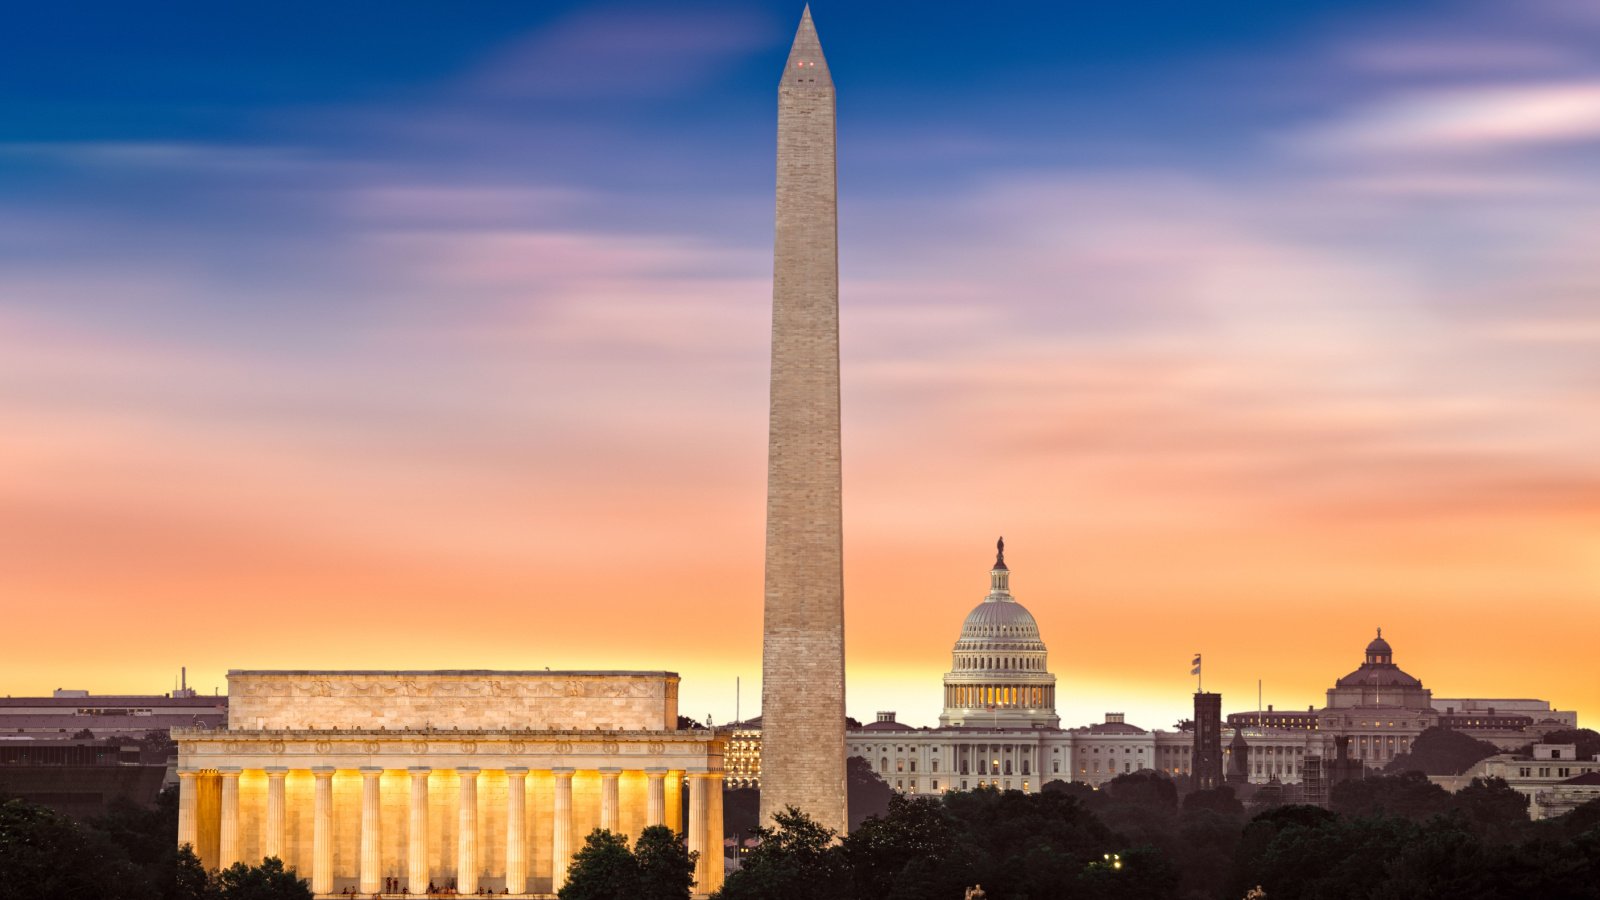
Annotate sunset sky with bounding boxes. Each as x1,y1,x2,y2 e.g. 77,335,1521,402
2,1,1597,731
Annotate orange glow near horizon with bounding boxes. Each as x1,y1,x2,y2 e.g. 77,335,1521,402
4,6,1599,735
2,298,1594,730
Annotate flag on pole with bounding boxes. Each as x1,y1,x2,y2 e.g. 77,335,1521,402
1190,654,1201,676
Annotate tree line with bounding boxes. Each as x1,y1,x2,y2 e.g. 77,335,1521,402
8,731,1600,900
0,788,310,900
708,772,1600,900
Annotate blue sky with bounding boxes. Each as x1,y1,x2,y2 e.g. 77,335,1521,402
3,1,1598,728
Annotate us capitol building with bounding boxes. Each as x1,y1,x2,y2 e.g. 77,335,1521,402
726,539,1576,799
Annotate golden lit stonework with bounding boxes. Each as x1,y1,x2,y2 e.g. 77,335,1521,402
175,670,725,898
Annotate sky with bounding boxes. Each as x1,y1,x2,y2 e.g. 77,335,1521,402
2,1,1597,731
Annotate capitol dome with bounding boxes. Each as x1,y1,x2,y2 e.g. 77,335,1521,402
959,596,1043,636
939,538,1059,729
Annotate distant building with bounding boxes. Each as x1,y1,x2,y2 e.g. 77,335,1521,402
0,683,227,741
0,738,168,818
725,717,762,788
1227,631,1573,769
733,547,1577,802
1193,693,1223,790
842,545,1312,795
1431,698,1578,748
1535,772,1600,819
1431,743,1600,819
1226,708,1319,731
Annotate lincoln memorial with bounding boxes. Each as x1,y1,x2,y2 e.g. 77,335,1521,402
173,670,726,897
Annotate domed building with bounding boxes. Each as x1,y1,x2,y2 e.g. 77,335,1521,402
939,538,1059,729
846,539,1223,795
830,542,1574,801
1324,629,1432,712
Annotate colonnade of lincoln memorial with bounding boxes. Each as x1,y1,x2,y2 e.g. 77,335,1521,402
177,671,727,898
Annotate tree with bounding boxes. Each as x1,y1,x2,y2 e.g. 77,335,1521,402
91,788,180,868
1174,807,1243,900
1076,845,1179,900
166,845,218,900
1450,776,1530,841
560,826,695,900
676,716,706,730
1182,786,1243,815
635,825,697,900
939,785,1117,898
214,857,311,900
0,796,155,900
136,729,179,763
846,756,892,830
1105,771,1178,810
560,830,642,900
1330,771,1452,821
1518,728,1600,762
712,807,850,900
1384,727,1501,776
842,795,961,900
1234,805,1405,900
1042,779,1101,805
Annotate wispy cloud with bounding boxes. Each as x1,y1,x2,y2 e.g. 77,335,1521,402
466,6,772,100
1297,81,1600,157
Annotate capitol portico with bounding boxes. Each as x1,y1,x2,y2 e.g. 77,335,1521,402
175,671,725,898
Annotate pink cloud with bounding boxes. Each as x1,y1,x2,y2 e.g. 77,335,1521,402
1296,81,1600,156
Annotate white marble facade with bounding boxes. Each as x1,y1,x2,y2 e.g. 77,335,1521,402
176,671,725,898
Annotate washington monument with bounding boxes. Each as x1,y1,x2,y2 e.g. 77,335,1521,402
759,6,847,834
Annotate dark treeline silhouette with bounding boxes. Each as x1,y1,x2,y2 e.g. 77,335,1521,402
0,790,311,900
1382,726,1503,775
716,769,1600,900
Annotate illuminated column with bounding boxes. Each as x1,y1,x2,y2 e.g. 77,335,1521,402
218,767,241,868
599,768,621,832
177,771,199,851
706,772,725,894
457,768,480,894
311,767,335,896
359,767,382,893
552,768,574,892
687,774,709,890
264,768,287,860
505,768,528,895
407,767,430,894
645,768,667,827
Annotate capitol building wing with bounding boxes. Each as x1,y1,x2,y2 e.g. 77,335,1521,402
175,670,725,898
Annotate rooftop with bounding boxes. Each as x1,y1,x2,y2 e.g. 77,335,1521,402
227,670,678,677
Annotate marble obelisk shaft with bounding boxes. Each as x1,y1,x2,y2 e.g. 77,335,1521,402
760,5,847,835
